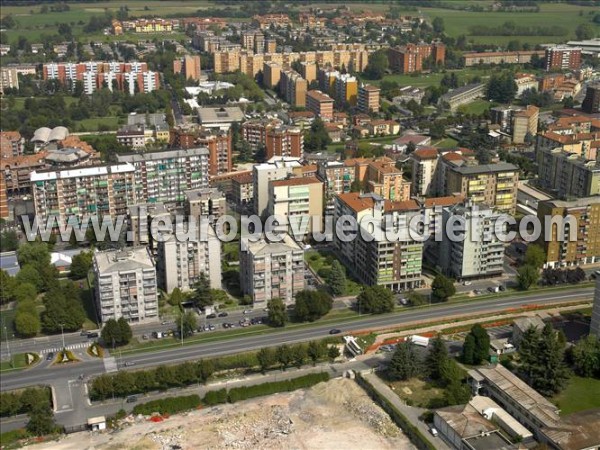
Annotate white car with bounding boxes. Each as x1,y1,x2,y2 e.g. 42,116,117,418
430,427,439,437
462,281,472,286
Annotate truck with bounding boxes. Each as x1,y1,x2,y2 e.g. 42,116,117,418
408,335,430,347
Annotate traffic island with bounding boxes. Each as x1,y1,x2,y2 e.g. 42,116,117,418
87,343,104,358
54,350,80,364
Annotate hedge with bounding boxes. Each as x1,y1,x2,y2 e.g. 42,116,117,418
355,374,436,450
132,395,201,416
0,387,52,418
203,372,330,405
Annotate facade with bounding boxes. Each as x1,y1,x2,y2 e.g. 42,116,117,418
266,125,304,159
306,90,334,120
263,61,281,89
280,69,308,107
116,148,210,204
440,203,506,280
0,67,19,93
592,278,600,338
537,197,600,268
0,172,8,219
185,187,226,220
173,55,201,82
334,73,358,106
445,163,519,214
231,171,254,206
358,84,381,113
239,234,305,306
388,42,445,74
410,147,439,196
545,46,582,71
30,164,136,225
93,247,159,324
268,177,323,237
156,224,222,293
253,157,302,217
334,193,423,291
299,61,317,83
196,129,232,177
582,82,600,114
512,105,539,144
439,83,486,111
463,50,545,67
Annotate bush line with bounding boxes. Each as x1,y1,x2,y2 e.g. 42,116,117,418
132,395,201,416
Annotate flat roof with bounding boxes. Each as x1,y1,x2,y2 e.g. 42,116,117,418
197,106,245,124
463,431,514,450
270,176,321,187
452,162,518,175
30,163,135,181
94,247,155,274
116,147,209,163
241,233,302,256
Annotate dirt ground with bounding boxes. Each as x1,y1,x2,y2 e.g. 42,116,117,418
27,379,415,450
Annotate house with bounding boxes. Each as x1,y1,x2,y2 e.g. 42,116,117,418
392,134,431,152
512,316,545,346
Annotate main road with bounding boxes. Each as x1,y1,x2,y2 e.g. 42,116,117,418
0,287,592,392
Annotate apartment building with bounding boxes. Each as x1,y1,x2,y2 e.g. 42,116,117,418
333,193,423,290
536,147,600,199
117,148,210,204
358,84,381,113
241,118,277,150
268,177,323,237
252,13,291,29
263,61,281,89
306,90,334,120
242,30,265,53
231,171,254,207
156,223,222,293
537,197,600,268
439,83,486,111
173,55,201,82
410,147,439,196
363,157,410,202
239,234,304,306
30,163,136,225
196,129,232,177
439,202,506,280
126,202,170,247
0,131,25,159
0,172,7,220
184,187,226,221
582,82,600,114
387,42,445,74
93,247,159,324
445,163,519,214
280,69,308,107
334,73,358,106
462,50,545,67
512,105,539,144
253,156,302,217
299,61,317,83
592,278,600,338
266,126,304,159
317,160,357,214
0,67,19,93
545,46,582,71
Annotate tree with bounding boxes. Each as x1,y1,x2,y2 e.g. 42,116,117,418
327,345,340,362
432,17,444,34
431,274,456,303
575,23,595,40
26,404,58,437
486,71,518,103
462,324,490,364
168,288,184,306
181,311,197,337
41,283,86,333
14,311,40,337
69,251,92,279
117,317,132,344
519,323,570,396
303,118,332,152
16,265,43,293
517,265,539,290
364,49,389,79
524,244,546,269
388,339,422,380
276,344,293,369
13,283,37,304
327,260,346,297
569,335,600,378
426,334,448,381
462,334,476,365
101,319,122,347
0,230,18,252
294,290,333,322
267,298,287,327
307,340,327,364
407,290,427,306
291,344,308,368
356,285,394,314
406,141,417,154
17,242,50,270
191,273,212,308
0,270,15,305
257,347,277,372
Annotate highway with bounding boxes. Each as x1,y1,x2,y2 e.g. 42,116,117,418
0,287,592,392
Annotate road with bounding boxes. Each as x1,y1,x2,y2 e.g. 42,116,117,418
1,287,592,392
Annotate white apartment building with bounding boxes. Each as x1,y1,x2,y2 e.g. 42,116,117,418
439,202,506,280
156,224,222,293
252,156,302,217
239,234,305,306
410,147,439,196
93,247,159,324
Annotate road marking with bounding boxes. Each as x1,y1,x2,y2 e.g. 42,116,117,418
39,343,89,354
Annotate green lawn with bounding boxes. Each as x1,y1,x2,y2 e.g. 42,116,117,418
367,67,495,89
76,116,122,132
552,376,600,416
434,138,459,148
0,308,17,341
457,99,497,116
0,353,31,371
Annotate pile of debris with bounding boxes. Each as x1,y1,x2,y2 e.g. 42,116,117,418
147,429,184,449
343,398,399,437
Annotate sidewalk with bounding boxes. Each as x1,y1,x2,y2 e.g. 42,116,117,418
363,372,451,450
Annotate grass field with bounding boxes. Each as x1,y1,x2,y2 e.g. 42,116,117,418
433,138,459,148
552,376,600,416
367,67,496,89
76,116,122,131
457,99,497,116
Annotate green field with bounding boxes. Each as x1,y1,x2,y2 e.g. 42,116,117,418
457,99,496,116
552,376,600,416
77,116,122,132
367,67,496,89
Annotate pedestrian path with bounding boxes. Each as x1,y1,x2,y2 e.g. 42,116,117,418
39,343,89,354
103,356,117,373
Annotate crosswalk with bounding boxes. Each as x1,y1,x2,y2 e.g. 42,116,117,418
104,356,117,373
40,343,89,354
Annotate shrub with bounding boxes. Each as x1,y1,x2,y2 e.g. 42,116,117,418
132,395,200,416
227,373,329,403
202,389,227,406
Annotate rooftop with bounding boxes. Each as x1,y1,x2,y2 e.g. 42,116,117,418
116,147,209,163
30,163,135,181
307,90,334,102
184,187,225,201
241,233,302,256
94,247,155,274
452,162,518,175
197,106,245,124
435,403,497,438
541,196,600,209
271,176,321,188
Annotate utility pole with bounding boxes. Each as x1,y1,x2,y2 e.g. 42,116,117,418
60,323,66,351
180,313,184,346
3,319,12,368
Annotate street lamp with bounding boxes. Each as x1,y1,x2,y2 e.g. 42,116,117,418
180,313,184,347
3,321,12,368
59,323,66,351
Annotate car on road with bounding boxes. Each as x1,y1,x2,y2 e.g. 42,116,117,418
208,325,216,331
499,285,506,292
218,312,228,318
161,321,169,325
430,427,439,437
243,309,252,314
487,287,495,293
206,313,217,319
462,281,472,286
329,329,342,335
80,330,88,336
126,395,138,403
142,334,149,340
46,352,54,361
124,362,135,367
87,332,99,338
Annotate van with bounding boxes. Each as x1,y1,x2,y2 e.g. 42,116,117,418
430,427,439,437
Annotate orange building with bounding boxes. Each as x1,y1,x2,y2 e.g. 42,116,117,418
0,171,8,219
266,126,304,159
388,42,445,74
306,90,334,120
358,84,381,113
173,55,201,81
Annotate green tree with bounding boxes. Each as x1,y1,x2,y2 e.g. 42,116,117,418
267,298,287,327
576,23,595,40
14,310,40,337
294,290,333,322
41,284,86,333
524,244,546,269
26,404,58,436
407,290,427,306
328,345,340,361
517,265,539,290
327,260,346,296
16,265,43,292
468,324,490,364
117,317,132,344
257,347,277,372
101,319,122,347
307,340,327,364
191,273,212,308
69,251,92,279
364,49,389,79
276,344,293,369
431,274,456,303
357,285,394,314
13,283,37,304
181,311,197,337
0,230,18,252
569,335,600,378
0,270,15,304
388,339,422,381
432,17,444,34
303,118,332,152
426,334,448,381
486,71,518,103
462,334,476,365
17,241,50,269
168,288,184,306
291,344,308,368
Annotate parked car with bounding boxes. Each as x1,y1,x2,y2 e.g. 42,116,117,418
124,362,135,367
243,309,252,314
499,285,506,291
206,313,217,319
142,334,149,340
430,427,438,437
218,312,228,318
208,325,216,331
462,281,472,286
